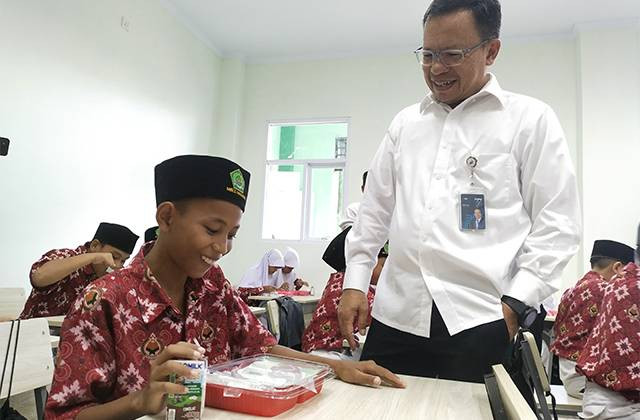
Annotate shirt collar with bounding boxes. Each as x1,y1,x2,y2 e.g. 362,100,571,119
420,73,506,113
130,242,209,325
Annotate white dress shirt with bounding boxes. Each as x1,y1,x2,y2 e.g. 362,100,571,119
338,202,361,230
344,74,581,337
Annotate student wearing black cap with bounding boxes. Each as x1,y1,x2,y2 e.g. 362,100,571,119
551,239,635,398
19,222,138,319
45,155,403,419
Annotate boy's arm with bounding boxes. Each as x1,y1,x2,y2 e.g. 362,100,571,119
31,253,114,287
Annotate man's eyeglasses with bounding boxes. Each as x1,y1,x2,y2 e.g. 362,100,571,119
414,39,491,67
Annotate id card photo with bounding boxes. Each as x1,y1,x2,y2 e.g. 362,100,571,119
460,193,486,231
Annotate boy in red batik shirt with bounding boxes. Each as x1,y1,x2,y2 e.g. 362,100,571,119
302,226,387,359
551,240,634,398
20,222,138,319
577,229,640,418
45,155,403,420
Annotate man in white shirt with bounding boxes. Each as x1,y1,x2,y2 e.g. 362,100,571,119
338,0,581,383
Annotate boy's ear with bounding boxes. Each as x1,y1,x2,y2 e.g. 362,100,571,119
89,239,102,252
156,202,178,233
612,261,625,275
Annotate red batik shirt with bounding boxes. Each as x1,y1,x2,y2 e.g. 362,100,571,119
237,286,268,304
302,272,375,353
551,271,608,362
45,244,277,420
20,244,97,319
577,263,640,402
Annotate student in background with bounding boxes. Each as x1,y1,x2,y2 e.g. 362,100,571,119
280,247,309,291
144,226,159,243
45,155,403,419
303,226,387,359
237,249,284,302
577,226,640,418
19,222,138,319
551,240,634,398
338,171,367,231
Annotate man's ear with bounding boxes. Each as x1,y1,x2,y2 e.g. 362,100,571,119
612,261,625,276
485,39,501,66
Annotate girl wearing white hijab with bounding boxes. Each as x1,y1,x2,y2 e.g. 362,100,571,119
280,247,309,290
239,248,284,288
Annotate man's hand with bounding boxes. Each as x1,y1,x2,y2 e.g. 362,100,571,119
333,359,405,388
130,342,205,416
337,289,369,350
502,303,518,340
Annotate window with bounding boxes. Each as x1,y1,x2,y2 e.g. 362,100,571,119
262,121,347,240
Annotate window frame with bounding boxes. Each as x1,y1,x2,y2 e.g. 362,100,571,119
261,118,350,242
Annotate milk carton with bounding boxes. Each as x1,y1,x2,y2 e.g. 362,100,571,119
166,359,207,420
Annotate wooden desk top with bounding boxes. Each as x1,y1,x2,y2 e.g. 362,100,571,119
143,374,492,419
248,295,320,304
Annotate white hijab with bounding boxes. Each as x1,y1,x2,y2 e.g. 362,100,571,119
239,249,284,288
279,247,300,286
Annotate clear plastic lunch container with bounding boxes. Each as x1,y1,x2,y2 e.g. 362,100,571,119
205,354,334,417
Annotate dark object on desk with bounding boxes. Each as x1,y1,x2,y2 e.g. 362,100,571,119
259,297,304,349
0,137,9,156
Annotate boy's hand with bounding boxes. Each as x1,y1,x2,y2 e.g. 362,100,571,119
130,342,205,415
93,253,116,268
333,359,405,389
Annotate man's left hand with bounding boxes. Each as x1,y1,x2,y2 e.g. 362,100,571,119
332,359,406,389
502,303,518,340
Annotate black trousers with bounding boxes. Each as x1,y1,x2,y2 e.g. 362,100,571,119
361,305,512,383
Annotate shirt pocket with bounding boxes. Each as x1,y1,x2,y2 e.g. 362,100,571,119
469,153,520,209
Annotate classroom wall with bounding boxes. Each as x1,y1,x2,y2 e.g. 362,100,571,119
219,36,586,301
0,0,222,288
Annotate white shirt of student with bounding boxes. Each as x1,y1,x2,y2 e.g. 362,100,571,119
344,74,581,337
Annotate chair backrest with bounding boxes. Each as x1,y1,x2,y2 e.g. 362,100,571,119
266,300,280,341
523,331,551,392
0,288,26,319
492,364,537,420
0,318,54,399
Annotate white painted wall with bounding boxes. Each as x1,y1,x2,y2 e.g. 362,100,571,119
577,23,640,274
219,36,585,300
0,0,222,288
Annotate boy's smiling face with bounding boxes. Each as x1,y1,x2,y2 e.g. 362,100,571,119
158,197,242,279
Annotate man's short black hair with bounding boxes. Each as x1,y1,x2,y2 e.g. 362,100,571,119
422,0,501,40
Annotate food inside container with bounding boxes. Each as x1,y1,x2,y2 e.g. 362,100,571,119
205,354,334,417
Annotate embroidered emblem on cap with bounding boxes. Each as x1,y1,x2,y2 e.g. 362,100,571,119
227,168,246,199
141,333,163,359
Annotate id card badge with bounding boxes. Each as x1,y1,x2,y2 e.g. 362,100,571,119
459,191,487,231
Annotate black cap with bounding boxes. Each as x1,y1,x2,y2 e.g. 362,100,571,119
144,226,159,243
155,155,250,212
93,223,139,254
590,240,635,265
322,227,388,272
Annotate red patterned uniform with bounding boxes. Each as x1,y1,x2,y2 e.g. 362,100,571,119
45,244,277,419
237,287,268,304
20,244,97,319
577,263,640,402
302,272,375,353
551,271,608,362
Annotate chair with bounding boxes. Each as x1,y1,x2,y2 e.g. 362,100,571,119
0,288,26,319
489,364,538,420
266,300,280,341
0,318,54,420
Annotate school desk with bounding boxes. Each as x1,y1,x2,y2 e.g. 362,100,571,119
142,374,492,419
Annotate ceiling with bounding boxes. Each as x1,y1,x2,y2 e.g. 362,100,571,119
163,0,640,62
